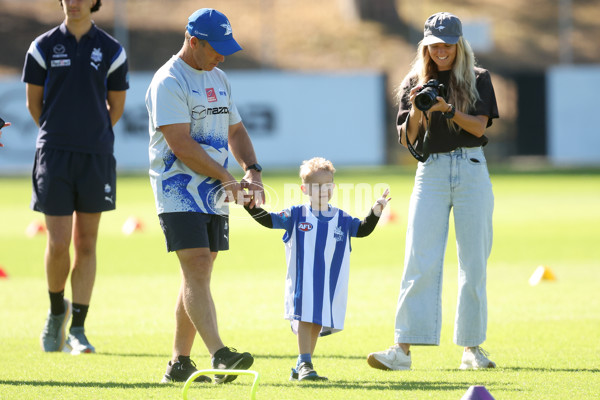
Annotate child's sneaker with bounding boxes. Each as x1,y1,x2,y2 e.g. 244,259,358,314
297,362,328,381
459,346,496,370
211,347,254,384
161,356,211,383
367,344,411,370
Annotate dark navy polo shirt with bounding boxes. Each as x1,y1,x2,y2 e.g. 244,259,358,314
22,23,129,154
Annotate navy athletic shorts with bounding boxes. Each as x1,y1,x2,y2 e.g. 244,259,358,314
31,147,117,216
158,212,229,252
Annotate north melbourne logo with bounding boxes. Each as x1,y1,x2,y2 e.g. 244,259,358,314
436,26,446,32
91,48,103,63
90,48,102,70
221,21,232,36
333,226,344,242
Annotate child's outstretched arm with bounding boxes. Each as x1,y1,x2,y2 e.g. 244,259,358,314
243,205,273,228
356,188,391,237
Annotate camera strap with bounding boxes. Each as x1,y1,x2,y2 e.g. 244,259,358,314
405,112,431,162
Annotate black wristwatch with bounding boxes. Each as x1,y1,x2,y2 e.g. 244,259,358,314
245,163,262,172
443,104,456,119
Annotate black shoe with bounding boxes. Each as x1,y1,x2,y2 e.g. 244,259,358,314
161,356,211,384
211,347,254,384
297,362,328,381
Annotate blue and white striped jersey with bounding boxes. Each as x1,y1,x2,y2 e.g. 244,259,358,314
271,204,361,336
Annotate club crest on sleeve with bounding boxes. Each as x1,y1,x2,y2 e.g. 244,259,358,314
298,222,313,232
278,210,291,220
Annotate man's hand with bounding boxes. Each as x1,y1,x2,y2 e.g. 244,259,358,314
240,170,264,208
223,180,245,205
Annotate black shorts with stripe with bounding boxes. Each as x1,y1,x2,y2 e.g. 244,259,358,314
159,212,229,253
31,147,117,216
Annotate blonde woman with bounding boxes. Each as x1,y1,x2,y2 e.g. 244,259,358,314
368,12,499,371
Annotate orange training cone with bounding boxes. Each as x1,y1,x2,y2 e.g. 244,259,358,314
26,220,46,237
529,265,557,286
379,208,398,225
122,216,144,235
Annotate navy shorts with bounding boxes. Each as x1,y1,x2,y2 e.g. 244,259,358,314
158,212,229,253
31,147,117,216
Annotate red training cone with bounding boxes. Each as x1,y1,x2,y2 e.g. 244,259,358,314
379,209,398,225
26,220,46,237
0,267,8,278
122,216,144,235
461,385,495,400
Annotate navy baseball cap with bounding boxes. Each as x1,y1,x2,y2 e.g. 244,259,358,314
186,8,242,56
422,12,462,45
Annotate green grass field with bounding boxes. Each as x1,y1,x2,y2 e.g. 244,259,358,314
1,167,599,400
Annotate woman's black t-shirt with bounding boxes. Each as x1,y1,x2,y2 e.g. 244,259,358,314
397,67,499,153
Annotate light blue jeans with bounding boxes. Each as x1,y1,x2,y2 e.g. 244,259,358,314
394,147,494,347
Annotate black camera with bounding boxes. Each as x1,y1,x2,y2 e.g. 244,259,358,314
414,79,447,111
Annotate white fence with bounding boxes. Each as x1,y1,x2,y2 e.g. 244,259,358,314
547,66,600,166
0,71,386,174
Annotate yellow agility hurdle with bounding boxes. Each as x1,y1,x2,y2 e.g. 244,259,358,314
182,369,260,400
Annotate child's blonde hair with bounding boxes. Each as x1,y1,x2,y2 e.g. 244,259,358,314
299,157,336,182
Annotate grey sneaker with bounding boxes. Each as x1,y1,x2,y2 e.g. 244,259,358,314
367,344,412,371
40,299,72,352
66,327,96,354
460,346,496,370
297,362,328,381
211,347,254,384
161,356,211,384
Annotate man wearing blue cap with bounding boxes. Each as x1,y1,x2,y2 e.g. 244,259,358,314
146,8,263,384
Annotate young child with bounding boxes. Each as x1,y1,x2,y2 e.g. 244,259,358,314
244,157,390,381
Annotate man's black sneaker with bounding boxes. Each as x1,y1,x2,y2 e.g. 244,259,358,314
161,356,211,384
211,347,254,384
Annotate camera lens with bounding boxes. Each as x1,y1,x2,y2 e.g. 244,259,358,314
415,88,438,111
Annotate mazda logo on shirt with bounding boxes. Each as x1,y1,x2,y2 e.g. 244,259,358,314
191,105,230,120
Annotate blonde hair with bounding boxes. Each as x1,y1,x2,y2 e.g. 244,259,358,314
299,157,336,182
398,36,480,131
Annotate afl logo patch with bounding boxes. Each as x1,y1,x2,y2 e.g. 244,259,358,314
298,222,313,232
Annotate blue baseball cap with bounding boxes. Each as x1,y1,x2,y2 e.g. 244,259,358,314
422,12,462,45
186,8,242,56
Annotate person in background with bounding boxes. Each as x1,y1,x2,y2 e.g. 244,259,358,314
22,0,128,354
146,8,264,384
0,120,11,147
368,12,499,371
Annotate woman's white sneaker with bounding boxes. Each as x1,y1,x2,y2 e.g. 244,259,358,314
367,344,411,370
459,346,496,370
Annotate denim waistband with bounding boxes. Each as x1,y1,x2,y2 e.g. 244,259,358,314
431,146,483,159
